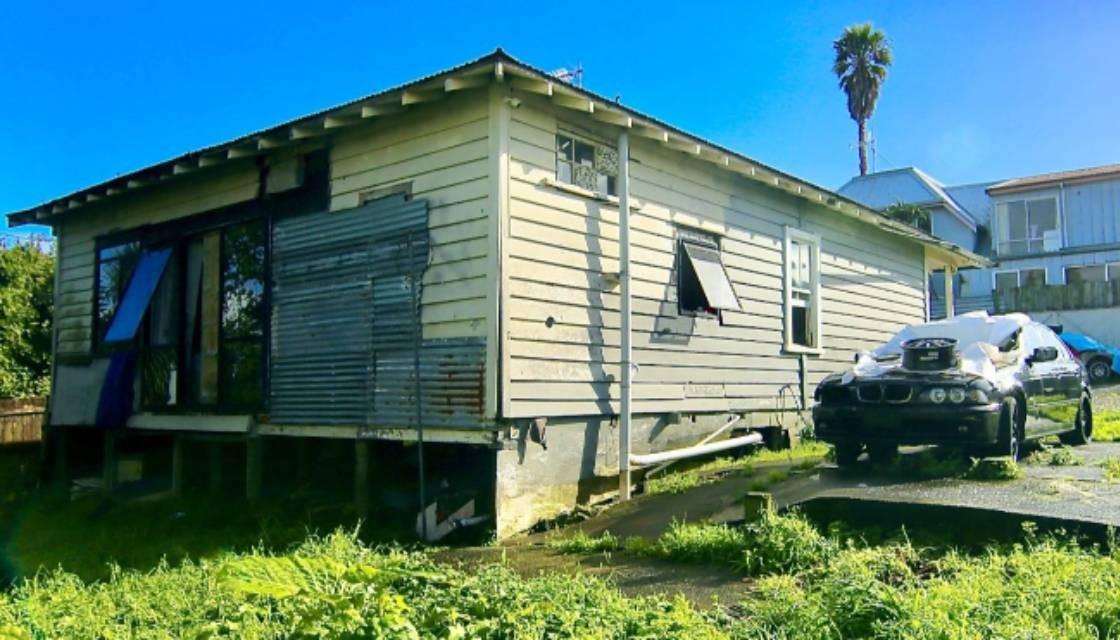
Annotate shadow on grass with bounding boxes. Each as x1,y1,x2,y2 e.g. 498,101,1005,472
0,491,414,583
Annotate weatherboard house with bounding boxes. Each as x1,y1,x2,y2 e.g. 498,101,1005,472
7,51,981,537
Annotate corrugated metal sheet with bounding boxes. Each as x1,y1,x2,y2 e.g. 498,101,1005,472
270,194,485,427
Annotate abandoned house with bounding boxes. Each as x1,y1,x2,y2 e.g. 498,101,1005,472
6,51,984,537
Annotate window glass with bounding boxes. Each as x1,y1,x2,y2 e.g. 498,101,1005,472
784,231,819,349
1021,268,1046,287
994,271,1018,292
1066,264,1107,284
997,198,1059,255
555,133,618,196
96,241,141,342
1109,264,1120,281
220,220,267,409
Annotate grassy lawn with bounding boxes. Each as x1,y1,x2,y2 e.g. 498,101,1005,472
644,441,829,495
2,513,1119,638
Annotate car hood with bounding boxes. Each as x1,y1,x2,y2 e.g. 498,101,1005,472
842,312,1028,390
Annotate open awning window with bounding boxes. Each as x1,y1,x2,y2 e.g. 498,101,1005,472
682,242,740,311
103,247,173,343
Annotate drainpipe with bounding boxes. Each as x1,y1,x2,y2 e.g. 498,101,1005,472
944,265,955,318
618,131,633,502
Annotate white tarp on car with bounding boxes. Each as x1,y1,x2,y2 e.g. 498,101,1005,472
846,311,1033,388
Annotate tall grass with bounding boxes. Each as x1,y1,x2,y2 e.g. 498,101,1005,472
1,522,1120,638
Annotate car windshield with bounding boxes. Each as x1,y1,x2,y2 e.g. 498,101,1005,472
873,313,1031,360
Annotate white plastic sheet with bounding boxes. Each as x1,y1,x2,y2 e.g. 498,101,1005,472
845,311,1030,390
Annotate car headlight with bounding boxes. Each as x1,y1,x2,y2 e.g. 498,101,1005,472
928,388,947,404
949,388,966,404
969,389,990,404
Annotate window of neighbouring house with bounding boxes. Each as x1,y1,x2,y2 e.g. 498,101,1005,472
95,240,142,345
783,227,821,351
993,267,1046,292
676,229,740,316
1065,264,1108,284
995,197,1059,256
556,133,618,196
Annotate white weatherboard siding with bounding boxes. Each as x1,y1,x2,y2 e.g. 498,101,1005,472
329,89,492,344
501,94,926,419
54,161,262,357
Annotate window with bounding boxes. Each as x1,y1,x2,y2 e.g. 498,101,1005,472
556,133,617,196
676,230,739,316
783,228,821,351
220,220,267,410
993,268,1046,292
95,240,141,344
1065,264,1107,284
994,197,1059,256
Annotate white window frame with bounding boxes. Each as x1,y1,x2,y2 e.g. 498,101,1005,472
782,227,822,354
993,195,1061,256
554,131,618,198
1064,263,1117,284
991,267,1048,290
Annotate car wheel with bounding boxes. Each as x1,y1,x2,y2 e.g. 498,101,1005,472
1088,358,1112,384
995,397,1023,460
834,441,861,467
1060,395,1093,446
868,442,899,466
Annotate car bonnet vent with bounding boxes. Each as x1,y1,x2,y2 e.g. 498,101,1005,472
901,337,960,371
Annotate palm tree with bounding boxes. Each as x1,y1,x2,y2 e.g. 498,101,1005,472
833,23,892,176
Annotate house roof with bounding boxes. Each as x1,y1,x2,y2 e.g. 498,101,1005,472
838,167,978,231
4,50,985,269
987,163,1120,194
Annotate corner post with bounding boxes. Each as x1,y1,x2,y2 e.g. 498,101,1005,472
944,266,956,318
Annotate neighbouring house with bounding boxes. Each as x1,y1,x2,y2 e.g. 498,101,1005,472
840,164,1120,344
6,51,981,537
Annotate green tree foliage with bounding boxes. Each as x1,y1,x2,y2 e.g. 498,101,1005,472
883,202,931,232
0,242,54,398
833,23,892,176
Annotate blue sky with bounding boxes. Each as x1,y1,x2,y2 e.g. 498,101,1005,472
2,0,1118,236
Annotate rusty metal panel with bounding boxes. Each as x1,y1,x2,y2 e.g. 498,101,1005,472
269,195,485,428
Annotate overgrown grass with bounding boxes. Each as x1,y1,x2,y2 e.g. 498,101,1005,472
5,519,1120,638
547,530,621,554
1101,458,1120,481
1096,408,1120,442
644,440,828,496
1027,445,1085,466
965,456,1025,481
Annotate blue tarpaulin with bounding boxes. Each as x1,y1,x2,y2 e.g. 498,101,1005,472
103,247,172,343
95,350,138,427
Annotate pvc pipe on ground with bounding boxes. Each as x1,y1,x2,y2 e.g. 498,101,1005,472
629,431,763,467
646,415,742,478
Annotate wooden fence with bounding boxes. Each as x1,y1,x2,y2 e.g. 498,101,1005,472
994,281,1120,314
0,397,46,445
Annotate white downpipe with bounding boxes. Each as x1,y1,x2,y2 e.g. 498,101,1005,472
646,415,742,478
630,432,764,467
618,131,633,501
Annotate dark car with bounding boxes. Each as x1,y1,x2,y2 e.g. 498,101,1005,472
813,314,1093,466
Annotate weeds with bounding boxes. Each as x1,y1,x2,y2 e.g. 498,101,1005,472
1026,446,1085,466
966,456,1025,480
548,530,621,554
1096,408,1120,442
1101,458,1120,481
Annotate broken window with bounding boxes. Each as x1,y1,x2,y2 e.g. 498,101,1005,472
784,228,821,351
102,247,173,344
677,230,739,316
95,240,142,344
556,133,617,196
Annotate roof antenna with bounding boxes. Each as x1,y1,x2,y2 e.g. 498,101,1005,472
550,64,583,87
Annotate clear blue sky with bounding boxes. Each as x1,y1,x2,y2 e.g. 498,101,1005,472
3,0,1118,236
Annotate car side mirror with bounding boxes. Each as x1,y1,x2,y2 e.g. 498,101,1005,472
1028,346,1059,365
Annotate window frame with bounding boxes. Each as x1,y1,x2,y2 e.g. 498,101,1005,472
675,227,738,318
782,227,823,355
993,195,1061,257
1064,263,1120,284
92,232,145,352
554,130,618,198
992,267,1047,291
